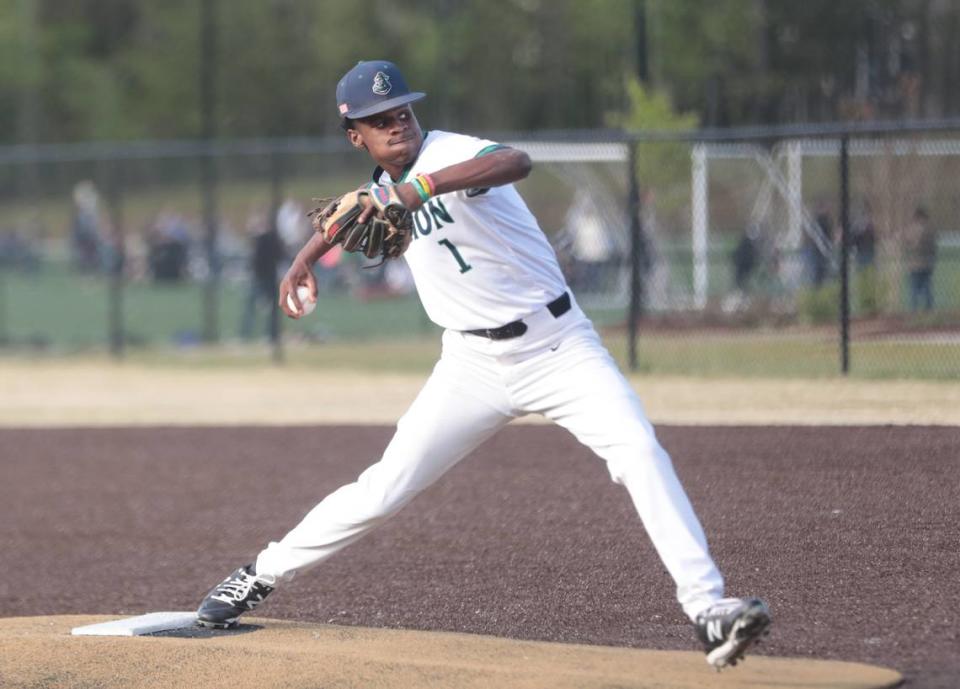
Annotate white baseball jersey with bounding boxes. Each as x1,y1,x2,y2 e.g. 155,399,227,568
376,130,568,331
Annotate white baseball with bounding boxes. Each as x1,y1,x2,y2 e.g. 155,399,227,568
287,285,316,316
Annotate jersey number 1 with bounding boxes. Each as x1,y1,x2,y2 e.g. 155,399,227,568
438,239,472,274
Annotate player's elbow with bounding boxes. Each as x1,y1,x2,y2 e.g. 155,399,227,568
512,149,533,180
488,147,532,184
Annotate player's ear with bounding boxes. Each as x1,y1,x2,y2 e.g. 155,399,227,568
345,128,367,152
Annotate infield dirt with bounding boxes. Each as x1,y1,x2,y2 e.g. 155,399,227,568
1,424,957,687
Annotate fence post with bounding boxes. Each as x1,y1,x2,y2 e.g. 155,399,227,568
786,140,803,248
627,139,644,371
691,143,709,309
839,135,851,374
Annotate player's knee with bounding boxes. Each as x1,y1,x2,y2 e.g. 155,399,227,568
354,453,430,515
604,430,670,484
352,465,410,517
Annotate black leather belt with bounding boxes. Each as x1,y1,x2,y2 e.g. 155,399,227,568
465,292,571,340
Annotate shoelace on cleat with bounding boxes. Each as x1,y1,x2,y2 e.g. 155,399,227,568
210,570,265,606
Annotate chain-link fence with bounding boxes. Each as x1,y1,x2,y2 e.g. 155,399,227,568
622,125,960,378
1,121,958,378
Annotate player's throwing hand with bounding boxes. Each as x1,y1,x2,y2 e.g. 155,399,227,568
278,259,317,319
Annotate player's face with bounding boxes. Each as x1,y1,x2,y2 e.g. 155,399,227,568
349,106,423,172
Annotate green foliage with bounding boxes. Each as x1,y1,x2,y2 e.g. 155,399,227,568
611,77,698,219
648,0,766,124
114,2,204,139
855,266,881,316
0,0,638,143
2,1,960,143
0,5,26,141
797,282,840,324
613,77,699,131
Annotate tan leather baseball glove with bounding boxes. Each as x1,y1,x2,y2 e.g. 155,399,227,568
309,185,413,263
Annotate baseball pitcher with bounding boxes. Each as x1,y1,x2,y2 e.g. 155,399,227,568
196,60,770,669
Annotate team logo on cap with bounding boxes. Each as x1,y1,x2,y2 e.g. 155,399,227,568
371,71,392,96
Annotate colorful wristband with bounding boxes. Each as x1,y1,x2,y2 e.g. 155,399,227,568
420,173,436,197
412,176,430,203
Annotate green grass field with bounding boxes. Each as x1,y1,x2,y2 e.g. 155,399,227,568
2,263,956,380
609,332,960,379
131,335,959,380
1,267,437,348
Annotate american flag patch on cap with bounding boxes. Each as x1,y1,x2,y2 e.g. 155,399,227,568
338,103,349,115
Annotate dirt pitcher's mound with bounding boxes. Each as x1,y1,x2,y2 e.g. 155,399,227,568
1,615,900,689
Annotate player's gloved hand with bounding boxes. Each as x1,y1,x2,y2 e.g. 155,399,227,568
310,185,413,264
278,259,317,319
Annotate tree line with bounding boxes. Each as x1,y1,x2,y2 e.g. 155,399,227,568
2,0,959,146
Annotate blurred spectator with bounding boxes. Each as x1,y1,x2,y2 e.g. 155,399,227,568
100,213,125,277
240,210,284,340
904,206,937,312
276,197,311,258
732,223,760,292
0,215,42,273
852,200,879,315
564,189,617,293
0,230,40,272
353,256,395,300
70,181,104,273
384,257,416,295
852,200,876,269
146,208,191,282
803,200,833,287
723,223,760,313
639,190,667,311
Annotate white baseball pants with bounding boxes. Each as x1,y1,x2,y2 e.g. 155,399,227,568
255,296,724,620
